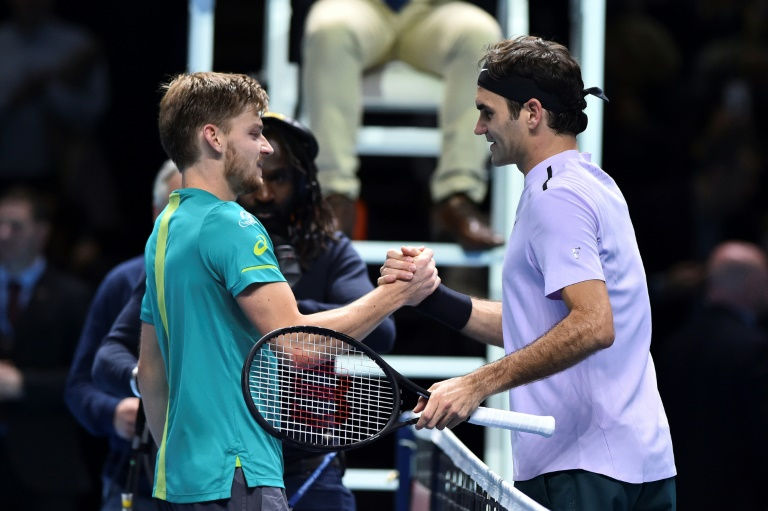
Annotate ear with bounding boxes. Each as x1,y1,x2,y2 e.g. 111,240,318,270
525,99,544,129
202,124,224,155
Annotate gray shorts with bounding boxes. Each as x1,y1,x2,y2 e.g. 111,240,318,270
158,468,288,511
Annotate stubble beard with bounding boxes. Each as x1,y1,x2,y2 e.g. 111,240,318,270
224,145,263,197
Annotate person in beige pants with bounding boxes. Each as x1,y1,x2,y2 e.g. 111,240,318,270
302,0,504,249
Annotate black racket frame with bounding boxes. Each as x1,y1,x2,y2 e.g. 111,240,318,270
241,325,428,452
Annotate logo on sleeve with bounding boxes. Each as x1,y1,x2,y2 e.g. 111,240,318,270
253,234,269,256
238,210,257,228
571,247,581,259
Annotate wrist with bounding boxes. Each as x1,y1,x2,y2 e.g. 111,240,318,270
129,365,141,398
374,280,410,311
415,284,472,330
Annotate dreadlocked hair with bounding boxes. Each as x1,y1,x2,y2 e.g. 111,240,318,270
267,127,338,270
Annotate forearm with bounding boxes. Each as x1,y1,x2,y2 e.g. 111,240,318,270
64,378,121,435
302,285,407,341
461,298,504,347
467,307,613,398
92,340,138,397
240,248,437,341
299,299,396,353
137,324,168,447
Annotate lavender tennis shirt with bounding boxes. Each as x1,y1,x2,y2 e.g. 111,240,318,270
502,150,675,483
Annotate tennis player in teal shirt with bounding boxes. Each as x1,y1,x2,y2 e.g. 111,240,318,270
141,189,286,503
138,72,440,510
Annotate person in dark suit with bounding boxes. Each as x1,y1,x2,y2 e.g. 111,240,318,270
0,186,92,511
64,161,181,511
657,240,768,510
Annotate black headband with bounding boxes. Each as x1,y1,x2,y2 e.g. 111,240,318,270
477,68,608,113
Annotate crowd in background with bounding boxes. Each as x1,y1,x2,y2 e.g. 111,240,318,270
1,0,767,509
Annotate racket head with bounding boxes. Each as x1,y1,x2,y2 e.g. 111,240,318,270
241,325,404,452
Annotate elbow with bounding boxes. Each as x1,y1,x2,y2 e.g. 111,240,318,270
595,299,615,349
594,313,615,349
584,306,614,350
596,324,615,349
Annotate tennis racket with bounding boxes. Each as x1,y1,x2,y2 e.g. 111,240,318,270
241,325,555,452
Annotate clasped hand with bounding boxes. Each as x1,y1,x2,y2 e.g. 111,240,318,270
378,246,440,306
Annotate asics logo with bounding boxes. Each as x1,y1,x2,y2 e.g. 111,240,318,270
253,234,268,256
238,210,257,228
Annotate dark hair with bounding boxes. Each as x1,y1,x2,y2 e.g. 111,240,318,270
262,124,337,270
0,186,54,223
481,36,588,135
158,72,269,170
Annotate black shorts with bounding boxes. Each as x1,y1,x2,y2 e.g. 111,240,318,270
515,469,676,511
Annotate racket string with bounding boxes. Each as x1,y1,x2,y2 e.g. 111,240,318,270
248,332,396,447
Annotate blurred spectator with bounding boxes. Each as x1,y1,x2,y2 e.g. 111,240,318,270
603,8,690,273
64,161,180,511
301,0,504,249
0,186,93,511
657,240,768,510
682,0,768,259
0,0,117,279
690,79,763,258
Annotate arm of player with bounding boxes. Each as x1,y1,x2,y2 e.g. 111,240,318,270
237,248,440,340
295,237,396,353
462,298,503,346
413,278,614,430
378,246,504,347
137,322,168,447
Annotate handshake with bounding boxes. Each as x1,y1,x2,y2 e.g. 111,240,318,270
377,246,440,307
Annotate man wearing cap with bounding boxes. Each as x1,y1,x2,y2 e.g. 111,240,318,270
379,36,676,510
240,112,395,511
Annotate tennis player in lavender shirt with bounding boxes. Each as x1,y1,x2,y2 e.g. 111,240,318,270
379,36,676,510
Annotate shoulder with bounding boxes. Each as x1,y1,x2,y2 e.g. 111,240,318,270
318,233,363,266
325,232,352,255
201,201,265,233
529,181,595,218
100,256,144,289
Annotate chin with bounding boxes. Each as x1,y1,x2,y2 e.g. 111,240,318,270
490,156,507,167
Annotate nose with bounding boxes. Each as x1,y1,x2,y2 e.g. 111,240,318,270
261,135,274,155
255,182,274,202
474,116,486,136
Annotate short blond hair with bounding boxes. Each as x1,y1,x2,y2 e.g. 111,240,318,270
158,72,269,170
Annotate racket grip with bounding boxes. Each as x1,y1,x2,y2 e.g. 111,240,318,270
468,407,555,437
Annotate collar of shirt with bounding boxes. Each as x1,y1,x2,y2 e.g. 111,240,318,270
523,150,587,190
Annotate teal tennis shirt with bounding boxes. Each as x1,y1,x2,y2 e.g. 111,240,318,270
140,188,285,503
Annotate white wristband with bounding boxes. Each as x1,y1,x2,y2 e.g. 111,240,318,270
129,365,141,398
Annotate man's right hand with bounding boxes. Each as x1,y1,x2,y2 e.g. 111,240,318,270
378,246,424,285
113,397,140,440
386,247,440,306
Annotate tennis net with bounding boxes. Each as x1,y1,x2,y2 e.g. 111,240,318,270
396,413,548,511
